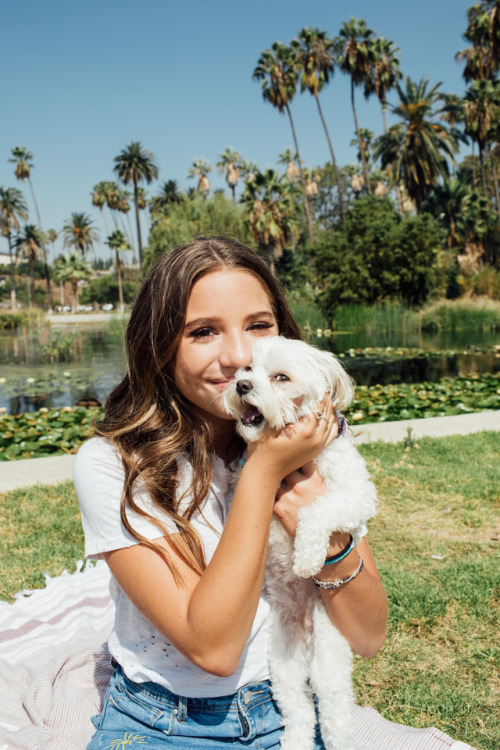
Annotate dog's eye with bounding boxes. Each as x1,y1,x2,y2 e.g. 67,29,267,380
273,373,289,382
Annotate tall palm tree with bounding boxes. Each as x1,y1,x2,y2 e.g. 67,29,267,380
0,187,29,310
62,212,99,257
334,18,375,192
114,142,159,266
53,252,92,312
291,27,346,224
188,160,213,195
106,229,130,313
456,1,500,82
463,77,500,209
253,42,314,242
242,168,299,272
217,148,242,201
374,77,462,212
9,146,53,309
17,224,45,308
368,36,402,131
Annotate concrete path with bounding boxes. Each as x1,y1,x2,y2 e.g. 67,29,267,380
1,411,498,494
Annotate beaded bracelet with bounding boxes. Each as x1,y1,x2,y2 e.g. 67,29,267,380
323,534,353,566
312,553,364,590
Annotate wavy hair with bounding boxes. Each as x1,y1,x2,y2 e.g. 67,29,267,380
94,237,301,581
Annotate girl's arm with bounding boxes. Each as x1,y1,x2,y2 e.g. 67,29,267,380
273,463,388,657
103,411,335,677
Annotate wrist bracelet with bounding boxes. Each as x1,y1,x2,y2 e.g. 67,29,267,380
312,553,364,590
323,534,353,565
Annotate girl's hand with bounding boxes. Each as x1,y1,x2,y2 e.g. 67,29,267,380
245,395,338,493
273,460,329,536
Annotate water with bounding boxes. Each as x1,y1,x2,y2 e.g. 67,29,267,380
0,323,499,415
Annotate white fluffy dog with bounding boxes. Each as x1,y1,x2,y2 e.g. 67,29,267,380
223,336,378,750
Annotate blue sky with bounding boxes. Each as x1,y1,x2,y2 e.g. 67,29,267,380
1,0,472,260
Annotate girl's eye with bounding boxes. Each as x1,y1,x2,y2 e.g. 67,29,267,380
249,322,273,332
190,327,215,339
273,373,289,382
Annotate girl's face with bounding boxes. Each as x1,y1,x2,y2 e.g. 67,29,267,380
174,269,279,432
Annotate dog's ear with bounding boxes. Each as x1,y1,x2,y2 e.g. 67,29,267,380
315,350,355,410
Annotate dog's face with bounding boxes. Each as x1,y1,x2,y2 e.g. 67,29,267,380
223,336,354,442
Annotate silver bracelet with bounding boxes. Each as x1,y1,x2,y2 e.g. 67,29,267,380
312,553,364,590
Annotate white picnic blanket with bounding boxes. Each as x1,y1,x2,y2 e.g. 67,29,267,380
0,563,476,750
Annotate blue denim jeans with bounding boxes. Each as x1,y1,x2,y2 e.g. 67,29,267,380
87,663,326,748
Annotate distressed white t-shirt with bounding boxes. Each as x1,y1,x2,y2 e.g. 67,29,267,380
74,437,271,697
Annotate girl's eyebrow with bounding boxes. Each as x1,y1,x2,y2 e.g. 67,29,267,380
184,311,276,332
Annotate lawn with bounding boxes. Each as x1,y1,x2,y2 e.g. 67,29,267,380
0,432,498,749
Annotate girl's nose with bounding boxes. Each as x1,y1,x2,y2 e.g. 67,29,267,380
219,333,252,370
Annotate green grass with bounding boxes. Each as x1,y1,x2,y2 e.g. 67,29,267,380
0,433,498,749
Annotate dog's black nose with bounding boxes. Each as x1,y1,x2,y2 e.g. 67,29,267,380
236,379,253,396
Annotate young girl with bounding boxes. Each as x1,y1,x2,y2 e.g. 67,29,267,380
74,236,388,749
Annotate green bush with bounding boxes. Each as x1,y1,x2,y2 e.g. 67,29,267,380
80,275,136,306
314,196,443,316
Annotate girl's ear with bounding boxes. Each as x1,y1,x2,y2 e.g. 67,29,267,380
317,350,355,411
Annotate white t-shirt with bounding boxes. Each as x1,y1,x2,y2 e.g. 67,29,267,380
74,437,271,697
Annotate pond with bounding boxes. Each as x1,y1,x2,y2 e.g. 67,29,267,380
0,321,499,415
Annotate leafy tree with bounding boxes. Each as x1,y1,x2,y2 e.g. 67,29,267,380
456,0,500,81
463,77,500,206
0,187,28,310
242,168,299,273
114,142,159,265
334,18,375,192
53,252,92,312
253,42,314,242
146,192,250,268
217,148,242,201
291,27,346,223
105,228,130,312
374,77,463,211
16,224,46,307
62,212,99,256
314,196,443,314
79,274,136,306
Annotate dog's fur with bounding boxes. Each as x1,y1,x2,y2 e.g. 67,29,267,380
223,336,378,750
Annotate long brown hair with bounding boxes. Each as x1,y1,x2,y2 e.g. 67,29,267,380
95,236,301,581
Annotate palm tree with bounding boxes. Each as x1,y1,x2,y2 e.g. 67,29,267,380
463,77,500,209
106,229,130,313
242,168,299,272
188,160,212,195
9,146,53,309
369,36,402,131
278,149,300,181
374,77,462,212
217,148,242,201
62,212,99,257
53,252,92,312
456,1,500,82
0,187,28,310
114,142,159,266
291,27,346,224
253,42,314,242
17,224,45,308
335,18,376,192
150,180,184,214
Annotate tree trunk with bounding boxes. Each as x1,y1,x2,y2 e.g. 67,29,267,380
29,176,53,310
351,80,371,193
28,256,35,308
134,180,143,266
116,250,124,313
285,104,314,244
71,280,79,313
315,93,346,225
7,233,17,312
488,148,500,219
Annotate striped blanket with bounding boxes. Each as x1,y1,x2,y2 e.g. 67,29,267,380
0,563,475,750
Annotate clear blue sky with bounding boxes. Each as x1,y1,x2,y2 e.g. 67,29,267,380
1,0,472,260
